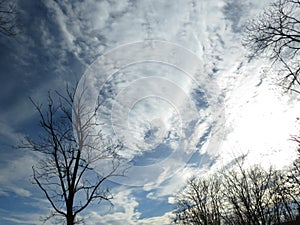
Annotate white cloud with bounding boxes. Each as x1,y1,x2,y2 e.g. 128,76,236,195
218,60,300,168
79,186,173,225
81,188,140,225
2,0,298,224
0,153,37,197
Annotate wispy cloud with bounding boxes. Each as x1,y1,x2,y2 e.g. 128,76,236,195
1,0,298,224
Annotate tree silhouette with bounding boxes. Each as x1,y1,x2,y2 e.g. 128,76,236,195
25,86,123,225
172,162,300,224
172,175,222,225
221,164,298,225
244,0,300,92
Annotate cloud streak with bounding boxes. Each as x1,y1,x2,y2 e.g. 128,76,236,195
1,0,299,224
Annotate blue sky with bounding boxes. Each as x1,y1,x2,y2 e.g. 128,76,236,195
0,0,300,224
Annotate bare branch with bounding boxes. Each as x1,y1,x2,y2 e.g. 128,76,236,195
244,0,300,91
24,85,123,225
0,0,17,37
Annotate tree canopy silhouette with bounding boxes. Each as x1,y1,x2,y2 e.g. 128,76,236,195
172,162,300,225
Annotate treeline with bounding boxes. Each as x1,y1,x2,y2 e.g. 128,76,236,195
172,157,300,225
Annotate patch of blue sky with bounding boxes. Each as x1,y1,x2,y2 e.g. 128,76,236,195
0,195,39,214
196,125,212,149
191,88,209,110
133,189,173,219
129,143,173,166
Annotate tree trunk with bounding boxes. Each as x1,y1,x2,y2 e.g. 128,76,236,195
66,214,74,225
66,197,74,225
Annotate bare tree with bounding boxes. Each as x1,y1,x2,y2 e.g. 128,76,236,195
24,86,123,225
283,136,300,212
271,168,300,222
172,175,223,225
221,163,299,225
172,161,300,225
0,0,16,37
244,0,300,92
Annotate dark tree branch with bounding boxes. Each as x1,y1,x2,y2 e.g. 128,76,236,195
0,0,17,37
24,85,123,225
244,0,300,92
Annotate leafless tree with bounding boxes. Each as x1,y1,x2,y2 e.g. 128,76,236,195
222,164,264,225
271,168,300,222
172,175,223,225
283,136,300,212
244,0,300,92
221,163,299,225
0,0,16,37
24,86,123,225
172,161,300,225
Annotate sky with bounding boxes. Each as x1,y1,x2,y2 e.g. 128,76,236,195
0,0,300,224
